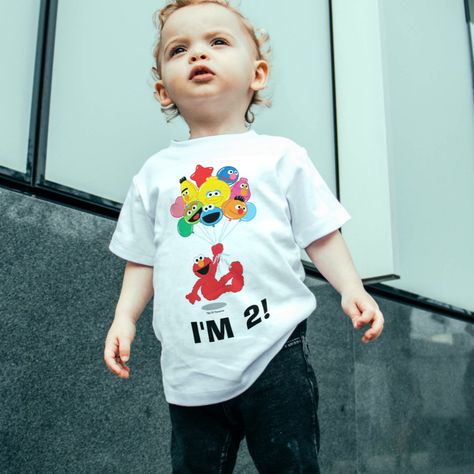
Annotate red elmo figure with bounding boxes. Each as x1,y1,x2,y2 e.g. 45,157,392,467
186,243,244,304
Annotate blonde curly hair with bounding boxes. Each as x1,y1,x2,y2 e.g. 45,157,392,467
151,0,272,125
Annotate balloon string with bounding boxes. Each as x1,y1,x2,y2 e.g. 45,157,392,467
203,225,213,240
194,226,213,244
221,220,240,241
217,220,224,242
218,218,230,242
217,253,231,276
194,232,212,245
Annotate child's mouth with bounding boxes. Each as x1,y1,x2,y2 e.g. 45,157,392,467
191,73,215,82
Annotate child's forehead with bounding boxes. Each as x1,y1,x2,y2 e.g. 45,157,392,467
161,3,246,41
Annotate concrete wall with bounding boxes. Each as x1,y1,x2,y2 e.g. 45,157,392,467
1,186,473,473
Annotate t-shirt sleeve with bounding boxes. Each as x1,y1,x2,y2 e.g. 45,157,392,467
286,146,351,249
108,176,156,266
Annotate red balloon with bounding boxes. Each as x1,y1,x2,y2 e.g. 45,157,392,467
191,164,213,187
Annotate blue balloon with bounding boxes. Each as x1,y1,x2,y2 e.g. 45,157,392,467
216,166,239,186
240,201,256,222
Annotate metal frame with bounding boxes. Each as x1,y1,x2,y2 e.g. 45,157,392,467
465,0,474,91
0,0,120,219
0,0,472,320
304,0,473,321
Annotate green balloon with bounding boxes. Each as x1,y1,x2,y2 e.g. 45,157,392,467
178,218,193,237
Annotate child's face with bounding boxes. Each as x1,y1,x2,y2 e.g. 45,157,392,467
154,3,268,121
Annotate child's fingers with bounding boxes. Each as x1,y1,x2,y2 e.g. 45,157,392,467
119,336,131,363
361,311,385,343
104,346,123,375
354,305,383,327
109,356,130,378
354,308,376,325
114,355,130,377
104,338,130,378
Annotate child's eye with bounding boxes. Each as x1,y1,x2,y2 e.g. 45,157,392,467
170,38,228,57
169,46,185,57
212,38,228,46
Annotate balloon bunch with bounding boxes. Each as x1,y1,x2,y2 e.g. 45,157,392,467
169,164,257,247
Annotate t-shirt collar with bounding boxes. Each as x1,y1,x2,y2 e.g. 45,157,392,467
170,129,257,148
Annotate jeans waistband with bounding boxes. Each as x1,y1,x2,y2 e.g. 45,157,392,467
282,319,307,348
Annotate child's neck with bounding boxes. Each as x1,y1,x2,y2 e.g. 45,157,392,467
187,124,249,140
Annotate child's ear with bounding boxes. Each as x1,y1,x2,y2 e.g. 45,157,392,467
154,80,174,107
250,60,269,92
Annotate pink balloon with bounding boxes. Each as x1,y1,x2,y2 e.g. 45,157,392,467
170,196,185,217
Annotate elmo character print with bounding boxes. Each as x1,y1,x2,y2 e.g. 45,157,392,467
169,164,257,305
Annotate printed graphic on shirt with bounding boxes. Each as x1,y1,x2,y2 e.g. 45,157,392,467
169,164,257,307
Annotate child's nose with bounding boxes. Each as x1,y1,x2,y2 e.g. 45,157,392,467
189,51,209,63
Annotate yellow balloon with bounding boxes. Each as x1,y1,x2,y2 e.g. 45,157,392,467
198,176,231,206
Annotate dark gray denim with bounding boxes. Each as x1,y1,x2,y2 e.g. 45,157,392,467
168,320,321,473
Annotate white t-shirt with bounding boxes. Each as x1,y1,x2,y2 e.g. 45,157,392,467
109,129,351,406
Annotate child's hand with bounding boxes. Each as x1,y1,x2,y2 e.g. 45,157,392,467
103,318,137,378
341,287,384,343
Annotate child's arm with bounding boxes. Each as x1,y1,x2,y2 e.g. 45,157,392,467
305,230,384,344
114,260,154,323
104,261,153,378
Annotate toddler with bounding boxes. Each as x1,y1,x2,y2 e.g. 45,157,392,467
104,1,384,472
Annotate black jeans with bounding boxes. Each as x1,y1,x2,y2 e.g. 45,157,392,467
168,320,321,473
